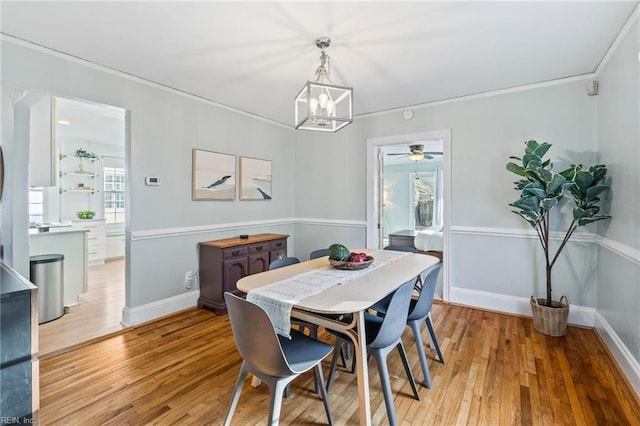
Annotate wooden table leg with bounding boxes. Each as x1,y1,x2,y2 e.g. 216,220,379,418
353,310,371,426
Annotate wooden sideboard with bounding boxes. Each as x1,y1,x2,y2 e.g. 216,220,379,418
198,233,289,314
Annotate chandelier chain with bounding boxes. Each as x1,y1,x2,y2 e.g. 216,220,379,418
315,48,333,83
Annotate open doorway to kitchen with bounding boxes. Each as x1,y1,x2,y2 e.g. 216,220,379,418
366,130,451,301
26,95,128,357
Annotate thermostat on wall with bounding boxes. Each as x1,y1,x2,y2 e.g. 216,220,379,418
145,176,160,186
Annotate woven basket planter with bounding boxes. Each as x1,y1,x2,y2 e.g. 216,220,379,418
530,296,569,337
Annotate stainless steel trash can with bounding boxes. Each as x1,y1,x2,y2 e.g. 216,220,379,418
29,254,64,324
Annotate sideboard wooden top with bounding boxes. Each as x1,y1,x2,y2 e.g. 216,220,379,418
199,233,289,249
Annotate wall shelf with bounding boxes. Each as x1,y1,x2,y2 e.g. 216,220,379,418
59,188,99,194
60,171,98,178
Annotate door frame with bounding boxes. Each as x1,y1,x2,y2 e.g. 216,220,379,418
366,129,452,301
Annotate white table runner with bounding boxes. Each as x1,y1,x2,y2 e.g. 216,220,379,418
246,249,410,338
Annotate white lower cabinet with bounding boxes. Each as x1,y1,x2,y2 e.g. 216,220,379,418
72,219,106,265
106,234,125,259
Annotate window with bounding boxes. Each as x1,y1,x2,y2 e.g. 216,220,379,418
29,188,44,224
103,163,125,224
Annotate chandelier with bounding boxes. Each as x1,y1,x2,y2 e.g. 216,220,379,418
294,37,353,132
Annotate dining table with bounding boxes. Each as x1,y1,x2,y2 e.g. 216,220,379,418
236,249,440,426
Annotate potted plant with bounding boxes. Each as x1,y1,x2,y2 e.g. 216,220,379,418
73,148,98,172
506,140,611,336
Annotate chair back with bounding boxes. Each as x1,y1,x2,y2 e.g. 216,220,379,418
309,248,329,260
269,256,300,270
224,292,293,377
383,245,417,253
368,278,416,349
409,263,442,321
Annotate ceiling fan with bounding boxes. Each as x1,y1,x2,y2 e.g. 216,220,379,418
387,144,443,161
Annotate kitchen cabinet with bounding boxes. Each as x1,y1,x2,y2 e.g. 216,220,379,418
198,233,288,314
29,95,55,187
72,219,106,265
1,262,39,424
29,227,88,306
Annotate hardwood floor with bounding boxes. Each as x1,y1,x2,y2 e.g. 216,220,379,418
39,303,640,425
38,258,125,358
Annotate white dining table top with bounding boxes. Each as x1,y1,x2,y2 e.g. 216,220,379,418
236,251,440,314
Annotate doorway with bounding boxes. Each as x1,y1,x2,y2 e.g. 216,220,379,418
26,95,128,356
366,130,451,301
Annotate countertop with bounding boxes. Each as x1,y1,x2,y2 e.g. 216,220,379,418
1,261,36,296
29,227,89,237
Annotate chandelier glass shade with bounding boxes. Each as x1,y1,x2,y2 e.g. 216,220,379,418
294,37,353,132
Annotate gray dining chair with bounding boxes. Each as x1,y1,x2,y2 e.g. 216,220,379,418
223,292,334,426
370,263,444,389
269,256,300,270
383,245,417,253
325,278,420,426
309,248,329,259
268,256,314,336
268,255,320,394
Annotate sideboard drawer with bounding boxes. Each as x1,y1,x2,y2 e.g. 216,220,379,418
223,247,248,259
248,243,268,254
270,239,286,251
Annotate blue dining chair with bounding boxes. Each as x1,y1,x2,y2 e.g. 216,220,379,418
370,263,444,389
269,256,300,270
309,248,329,259
325,278,420,426
223,292,334,426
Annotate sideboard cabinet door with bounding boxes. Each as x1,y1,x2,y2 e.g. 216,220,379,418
222,258,248,294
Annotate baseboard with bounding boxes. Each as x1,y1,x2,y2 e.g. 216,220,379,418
449,286,596,327
594,311,640,398
122,291,199,326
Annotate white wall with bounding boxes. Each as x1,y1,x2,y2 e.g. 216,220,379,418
1,40,295,316
594,15,640,392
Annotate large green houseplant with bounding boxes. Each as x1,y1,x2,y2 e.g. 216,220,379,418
506,140,611,335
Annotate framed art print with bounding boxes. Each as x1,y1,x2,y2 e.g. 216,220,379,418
240,156,272,200
192,149,236,200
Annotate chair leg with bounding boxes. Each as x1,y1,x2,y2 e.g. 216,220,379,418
314,364,334,425
224,362,248,426
426,315,445,364
409,320,432,389
269,380,288,426
371,349,398,426
396,341,420,400
326,340,343,392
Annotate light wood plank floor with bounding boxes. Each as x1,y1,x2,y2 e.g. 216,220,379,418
39,303,640,425
38,258,125,358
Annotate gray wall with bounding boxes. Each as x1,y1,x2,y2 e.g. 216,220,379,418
294,80,599,305
1,40,295,309
595,19,640,367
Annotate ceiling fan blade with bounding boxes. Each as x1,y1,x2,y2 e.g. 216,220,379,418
387,153,409,156
423,152,443,155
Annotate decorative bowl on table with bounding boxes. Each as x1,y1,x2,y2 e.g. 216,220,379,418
329,256,374,270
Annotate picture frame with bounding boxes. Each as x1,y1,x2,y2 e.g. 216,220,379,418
192,149,236,200
240,156,272,200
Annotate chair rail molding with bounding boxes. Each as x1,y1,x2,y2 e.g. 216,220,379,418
130,217,366,241
451,226,640,266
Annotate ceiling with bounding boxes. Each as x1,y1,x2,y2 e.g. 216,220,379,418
55,97,126,146
2,2,637,128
